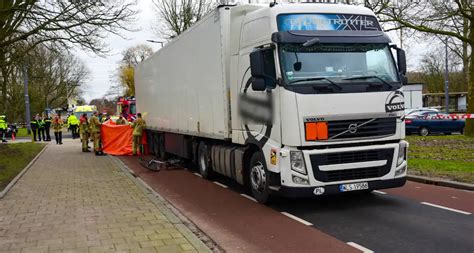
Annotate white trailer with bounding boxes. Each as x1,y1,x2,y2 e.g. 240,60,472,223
136,2,409,203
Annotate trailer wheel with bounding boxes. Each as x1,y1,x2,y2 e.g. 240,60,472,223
197,142,212,179
249,151,271,204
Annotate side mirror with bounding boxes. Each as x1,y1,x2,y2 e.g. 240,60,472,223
251,77,266,91
396,48,407,76
249,47,276,90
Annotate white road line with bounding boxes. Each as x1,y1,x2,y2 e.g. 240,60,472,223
213,181,228,188
281,212,313,226
347,242,374,253
240,193,257,202
193,173,202,178
421,202,471,215
373,190,387,195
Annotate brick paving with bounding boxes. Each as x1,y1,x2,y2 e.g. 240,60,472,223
0,139,211,253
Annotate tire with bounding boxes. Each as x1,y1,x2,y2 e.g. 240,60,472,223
249,151,272,204
197,142,212,179
418,127,429,136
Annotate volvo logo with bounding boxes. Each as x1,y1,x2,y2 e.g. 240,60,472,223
348,124,358,133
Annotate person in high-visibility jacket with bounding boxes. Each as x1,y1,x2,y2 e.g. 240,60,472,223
79,113,90,152
0,115,7,143
52,115,63,145
67,114,80,139
89,111,104,156
131,113,146,155
37,116,45,141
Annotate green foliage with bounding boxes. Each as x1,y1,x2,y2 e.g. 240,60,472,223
0,142,45,191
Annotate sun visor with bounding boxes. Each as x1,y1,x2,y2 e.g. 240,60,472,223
271,30,392,44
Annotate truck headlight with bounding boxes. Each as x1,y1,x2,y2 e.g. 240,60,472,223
397,141,408,166
290,151,307,175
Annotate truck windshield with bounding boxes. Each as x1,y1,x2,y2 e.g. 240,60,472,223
279,43,400,93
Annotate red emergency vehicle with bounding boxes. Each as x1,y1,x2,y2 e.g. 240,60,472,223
117,97,136,121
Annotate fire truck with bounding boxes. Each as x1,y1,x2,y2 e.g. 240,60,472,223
116,97,136,121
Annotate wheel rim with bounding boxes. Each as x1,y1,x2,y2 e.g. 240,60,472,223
250,162,266,193
420,128,428,136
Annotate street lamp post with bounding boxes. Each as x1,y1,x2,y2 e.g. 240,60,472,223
22,65,31,134
146,40,165,47
444,37,449,113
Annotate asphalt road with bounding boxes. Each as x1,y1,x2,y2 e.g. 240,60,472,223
271,191,473,253
120,156,474,253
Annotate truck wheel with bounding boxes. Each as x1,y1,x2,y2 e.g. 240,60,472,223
419,127,429,136
249,151,271,204
197,142,212,179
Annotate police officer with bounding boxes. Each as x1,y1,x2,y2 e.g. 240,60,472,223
0,115,7,143
30,115,39,141
90,111,104,156
37,116,45,141
67,114,80,139
131,113,146,155
79,113,90,152
44,117,52,141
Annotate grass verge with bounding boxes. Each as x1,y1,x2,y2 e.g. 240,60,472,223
16,128,29,137
0,142,45,191
406,135,474,184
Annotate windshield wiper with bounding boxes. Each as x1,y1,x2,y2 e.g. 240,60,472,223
343,75,394,89
290,77,342,90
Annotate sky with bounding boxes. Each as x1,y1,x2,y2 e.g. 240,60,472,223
76,1,430,103
75,0,162,103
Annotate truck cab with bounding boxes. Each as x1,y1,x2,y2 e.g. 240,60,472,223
231,3,407,201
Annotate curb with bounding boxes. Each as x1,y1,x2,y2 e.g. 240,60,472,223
0,144,48,199
109,156,220,253
407,174,474,191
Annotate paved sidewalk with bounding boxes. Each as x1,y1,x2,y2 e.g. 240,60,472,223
0,139,211,253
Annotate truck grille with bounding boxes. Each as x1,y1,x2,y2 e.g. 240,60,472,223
328,118,396,140
310,149,394,182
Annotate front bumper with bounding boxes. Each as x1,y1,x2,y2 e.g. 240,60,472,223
277,177,406,198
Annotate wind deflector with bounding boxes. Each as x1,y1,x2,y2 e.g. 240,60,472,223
271,30,392,44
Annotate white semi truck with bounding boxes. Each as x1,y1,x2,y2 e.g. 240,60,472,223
135,2,408,203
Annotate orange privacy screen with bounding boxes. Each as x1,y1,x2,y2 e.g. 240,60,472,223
305,122,328,141
101,120,147,155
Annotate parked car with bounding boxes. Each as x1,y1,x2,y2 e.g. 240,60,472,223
405,108,439,116
405,111,465,136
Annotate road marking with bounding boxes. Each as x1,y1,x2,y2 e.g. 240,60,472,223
415,186,421,189
421,202,471,215
373,190,387,195
462,190,473,193
213,181,228,188
193,173,202,178
347,242,374,253
281,212,313,226
240,194,257,202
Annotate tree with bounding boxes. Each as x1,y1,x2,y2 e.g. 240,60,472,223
0,0,136,115
366,0,474,136
0,43,89,122
116,44,153,96
152,0,216,39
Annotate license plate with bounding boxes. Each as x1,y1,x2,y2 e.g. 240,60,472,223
339,182,369,192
